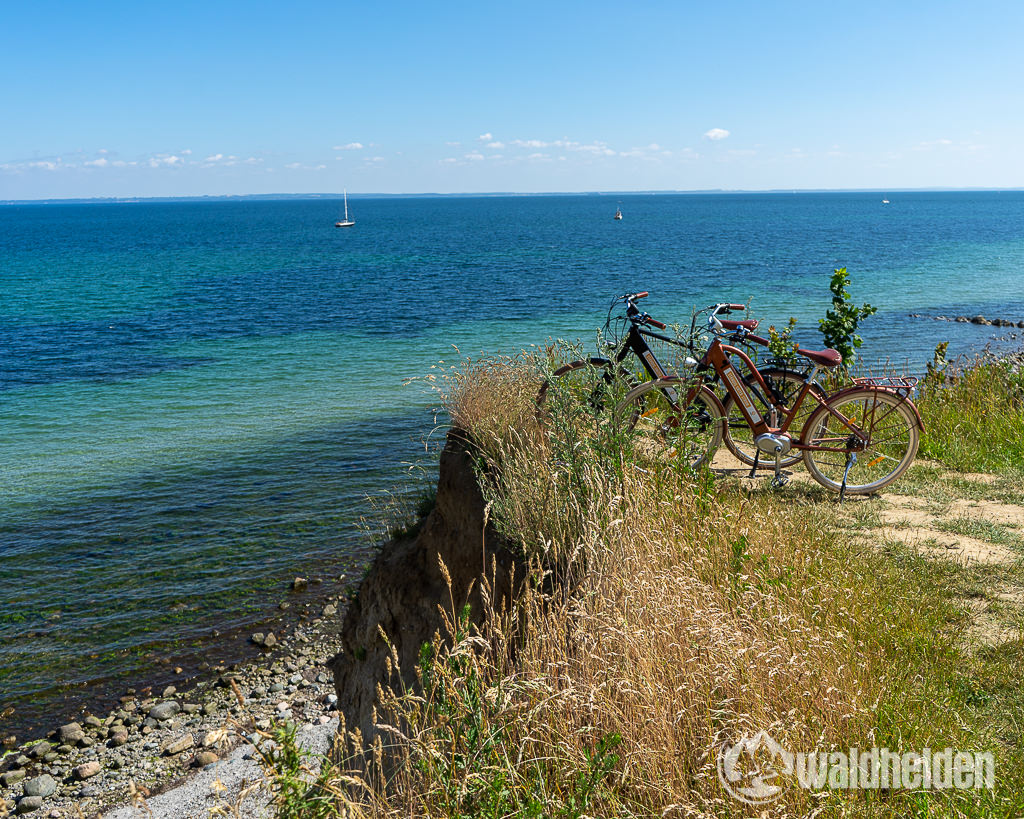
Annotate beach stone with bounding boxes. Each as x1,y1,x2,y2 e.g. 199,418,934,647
163,735,194,756
182,703,201,715
73,761,101,780
322,604,337,617
970,315,990,324
83,715,104,730
26,742,50,759
292,577,308,592
279,601,291,610
250,633,265,647
263,632,277,648
148,701,181,721
109,731,129,747
57,723,85,744
56,744,75,755
194,751,219,767
162,685,177,698
22,774,56,798
16,796,43,814
201,702,219,716
1,768,26,787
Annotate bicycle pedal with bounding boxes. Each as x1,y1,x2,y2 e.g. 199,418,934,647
770,474,790,489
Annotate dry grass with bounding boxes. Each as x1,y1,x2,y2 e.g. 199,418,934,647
260,352,1023,817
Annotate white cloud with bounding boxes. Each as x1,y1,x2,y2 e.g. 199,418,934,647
465,152,485,161
914,138,953,151
333,142,364,151
84,158,109,167
148,154,183,167
478,133,493,142
704,128,730,140
204,153,224,163
486,141,505,149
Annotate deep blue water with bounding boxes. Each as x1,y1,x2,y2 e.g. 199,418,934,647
3,192,1024,737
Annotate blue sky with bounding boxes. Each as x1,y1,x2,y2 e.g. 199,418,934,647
2,0,1023,199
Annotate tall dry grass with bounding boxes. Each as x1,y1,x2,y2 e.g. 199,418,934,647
261,351,1011,817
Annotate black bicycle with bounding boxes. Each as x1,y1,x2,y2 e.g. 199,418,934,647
536,292,820,468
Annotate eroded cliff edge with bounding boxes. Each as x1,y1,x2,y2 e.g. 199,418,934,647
328,429,525,747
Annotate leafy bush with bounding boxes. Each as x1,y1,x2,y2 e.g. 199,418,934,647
818,267,877,366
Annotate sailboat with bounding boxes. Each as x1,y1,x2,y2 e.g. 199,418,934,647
335,190,355,227
613,204,622,220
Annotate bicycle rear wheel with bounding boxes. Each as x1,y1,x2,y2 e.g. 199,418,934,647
801,388,920,494
615,379,725,468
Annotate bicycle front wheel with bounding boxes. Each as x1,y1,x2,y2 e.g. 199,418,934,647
801,388,920,494
536,358,637,431
616,379,725,469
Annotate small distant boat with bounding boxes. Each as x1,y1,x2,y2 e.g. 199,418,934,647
335,190,355,227
881,199,890,204
613,206,622,220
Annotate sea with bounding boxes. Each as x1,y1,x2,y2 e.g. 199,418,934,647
3,191,1024,739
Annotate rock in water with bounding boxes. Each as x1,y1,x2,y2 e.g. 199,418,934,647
57,723,85,744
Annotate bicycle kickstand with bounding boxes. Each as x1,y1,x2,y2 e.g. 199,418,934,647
748,449,760,479
770,450,788,489
839,452,857,503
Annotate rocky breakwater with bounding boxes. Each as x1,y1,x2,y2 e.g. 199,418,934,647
329,428,526,755
911,312,1024,328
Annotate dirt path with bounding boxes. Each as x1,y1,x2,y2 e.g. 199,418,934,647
712,451,1024,650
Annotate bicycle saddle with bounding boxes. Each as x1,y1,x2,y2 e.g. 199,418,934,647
796,347,843,368
720,318,760,331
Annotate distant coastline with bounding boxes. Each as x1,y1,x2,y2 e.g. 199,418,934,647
4,187,1024,206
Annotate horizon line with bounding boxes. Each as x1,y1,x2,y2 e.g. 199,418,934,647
4,186,1024,205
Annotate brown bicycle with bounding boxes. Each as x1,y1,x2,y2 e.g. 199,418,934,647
617,303,923,497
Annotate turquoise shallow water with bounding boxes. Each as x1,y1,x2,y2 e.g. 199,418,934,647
3,192,1024,737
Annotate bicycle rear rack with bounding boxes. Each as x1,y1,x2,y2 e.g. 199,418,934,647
853,375,918,397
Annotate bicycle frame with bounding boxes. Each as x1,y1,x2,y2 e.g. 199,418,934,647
695,337,874,453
